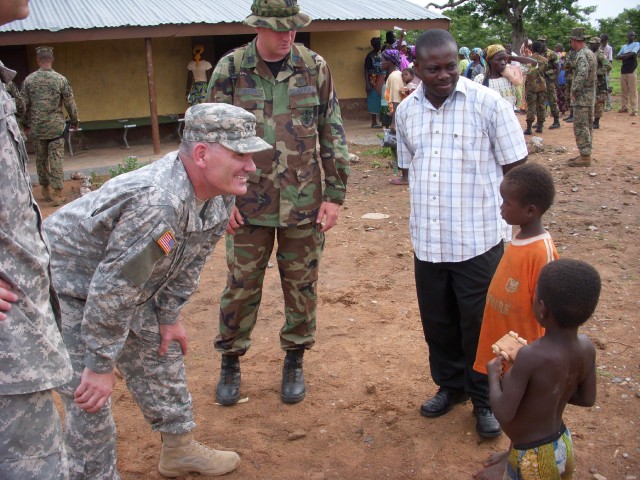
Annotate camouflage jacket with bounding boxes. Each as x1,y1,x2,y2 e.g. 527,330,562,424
43,153,234,374
564,49,578,82
22,68,78,139
572,47,597,107
525,53,548,93
207,39,350,227
543,48,559,81
6,81,25,123
0,67,72,395
595,49,612,94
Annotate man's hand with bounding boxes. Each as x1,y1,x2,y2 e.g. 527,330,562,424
316,202,340,233
159,322,188,356
225,207,244,235
74,368,116,413
0,278,18,320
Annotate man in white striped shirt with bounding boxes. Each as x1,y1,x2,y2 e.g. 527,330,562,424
395,29,528,438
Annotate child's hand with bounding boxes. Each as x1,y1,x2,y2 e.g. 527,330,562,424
487,356,504,378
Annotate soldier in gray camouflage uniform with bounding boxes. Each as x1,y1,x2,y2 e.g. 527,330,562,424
567,28,597,168
22,46,79,206
43,103,271,479
0,2,73,479
589,37,612,130
208,0,350,406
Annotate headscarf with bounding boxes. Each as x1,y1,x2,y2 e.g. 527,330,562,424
459,46,471,62
381,49,402,69
193,44,204,66
471,47,487,67
486,44,506,62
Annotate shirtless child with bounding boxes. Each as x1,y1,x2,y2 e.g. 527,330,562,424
487,258,600,479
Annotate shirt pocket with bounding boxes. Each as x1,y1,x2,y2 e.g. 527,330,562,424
121,222,175,288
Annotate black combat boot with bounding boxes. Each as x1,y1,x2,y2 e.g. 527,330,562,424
535,122,543,133
549,116,560,129
215,355,241,405
524,121,533,135
564,109,573,123
593,117,600,129
281,349,306,404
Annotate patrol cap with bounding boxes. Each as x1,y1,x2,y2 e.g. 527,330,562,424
244,0,312,32
537,35,547,42
182,103,272,154
35,46,53,59
570,28,586,41
589,36,601,45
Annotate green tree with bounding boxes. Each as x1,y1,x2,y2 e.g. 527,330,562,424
427,0,593,52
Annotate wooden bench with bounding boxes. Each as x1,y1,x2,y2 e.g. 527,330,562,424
66,114,183,156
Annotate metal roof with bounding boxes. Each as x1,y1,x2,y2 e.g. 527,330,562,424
0,0,446,33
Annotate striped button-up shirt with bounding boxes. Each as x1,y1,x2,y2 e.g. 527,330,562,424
396,76,528,263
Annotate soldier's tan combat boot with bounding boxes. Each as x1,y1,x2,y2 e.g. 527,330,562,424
158,432,240,477
51,189,67,207
41,185,53,202
567,155,591,167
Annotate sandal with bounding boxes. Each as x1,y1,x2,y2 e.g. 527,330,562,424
389,177,409,185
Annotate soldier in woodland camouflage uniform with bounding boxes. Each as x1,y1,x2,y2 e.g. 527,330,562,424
524,41,548,135
22,46,78,206
207,0,350,406
43,103,271,479
0,2,73,479
538,36,561,129
567,28,597,167
563,45,577,122
589,37,611,129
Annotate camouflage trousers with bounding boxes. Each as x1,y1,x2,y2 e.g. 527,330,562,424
594,92,607,120
35,137,65,190
216,223,325,355
0,391,68,479
565,79,572,110
57,295,195,480
573,106,594,156
526,89,547,124
545,79,559,117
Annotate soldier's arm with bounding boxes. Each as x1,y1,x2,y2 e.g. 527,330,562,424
207,55,233,104
315,55,349,205
80,203,180,374
62,79,79,126
20,80,30,129
571,57,587,95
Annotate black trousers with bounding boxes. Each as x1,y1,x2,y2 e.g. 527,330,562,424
414,242,504,408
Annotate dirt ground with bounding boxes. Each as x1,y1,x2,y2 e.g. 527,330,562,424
39,107,639,480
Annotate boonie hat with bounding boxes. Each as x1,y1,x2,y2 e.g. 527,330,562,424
570,28,586,41
243,0,312,32
183,103,272,154
588,36,601,45
537,35,547,42
35,46,54,59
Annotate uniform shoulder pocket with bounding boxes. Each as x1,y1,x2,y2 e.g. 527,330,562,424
121,223,174,287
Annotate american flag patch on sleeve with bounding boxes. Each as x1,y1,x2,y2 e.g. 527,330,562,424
157,230,176,254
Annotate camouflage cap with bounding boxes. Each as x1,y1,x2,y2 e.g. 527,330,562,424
537,35,547,42
589,36,601,45
183,103,272,154
244,0,312,32
570,28,586,41
35,46,54,59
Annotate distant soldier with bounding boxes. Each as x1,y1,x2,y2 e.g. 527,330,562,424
567,28,597,168
589,37,611,129
563,45,577,122
524,41,548,135
537,35,561,129
43,103,271,479
22,46,79,205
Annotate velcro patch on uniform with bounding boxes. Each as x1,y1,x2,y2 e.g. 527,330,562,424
236,88,260,95
156,230,176,254
290,86,317,96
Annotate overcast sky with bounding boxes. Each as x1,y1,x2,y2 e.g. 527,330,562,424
407,0,639,24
